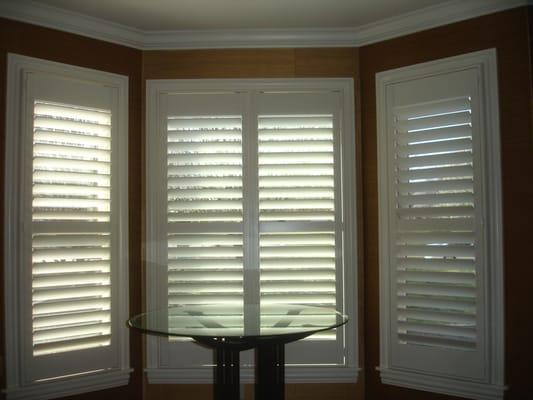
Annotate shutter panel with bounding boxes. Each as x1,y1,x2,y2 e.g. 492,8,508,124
258,115,337,340
258,115,335,222
167,233,243,306
6,55,130,392
166,116,243,310
259,232,336,308
392,96,477,350
167,116,243,223
377,50,506,398
32,101,112,356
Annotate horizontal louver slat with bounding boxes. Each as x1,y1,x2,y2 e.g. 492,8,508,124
33,309,110,328
395,111,471,132
32,100,112,356
396,125,472,146
34,335,112,356
33,285,110,302
392,96,478,350
394,97,471,119
396,138,472,157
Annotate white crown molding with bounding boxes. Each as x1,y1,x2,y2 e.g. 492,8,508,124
352,0,529,46
0,0,146,48
141,27,360,50
0,0,533,50
140,0,530,49
0,0,528,49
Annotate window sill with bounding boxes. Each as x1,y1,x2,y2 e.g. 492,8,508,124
146,366,359,384
379,367,506,400
3,368,133,400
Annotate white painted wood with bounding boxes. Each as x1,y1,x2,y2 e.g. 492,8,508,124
145,78,357,382
3,369,132,400
146,365,359,384
376,49,505,399
379,368,506,400
4,53,130,399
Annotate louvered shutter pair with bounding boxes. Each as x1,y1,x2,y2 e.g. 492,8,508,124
158,89,342,346
147,82,355,370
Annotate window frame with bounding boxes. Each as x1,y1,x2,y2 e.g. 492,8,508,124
145,78,358,383
376,49,505,399
4,53,131,400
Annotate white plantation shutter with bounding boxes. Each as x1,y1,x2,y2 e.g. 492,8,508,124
393,97,478,350
166,115,244,309
167,234,243,307
146,80,356,378
255,92,344,363
377,50,505,399
32,101,113,357
258,115,335,223
167,116,243,223
5,54,129,396
258,115,336,311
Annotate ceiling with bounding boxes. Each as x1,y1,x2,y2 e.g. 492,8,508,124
30,0,449,31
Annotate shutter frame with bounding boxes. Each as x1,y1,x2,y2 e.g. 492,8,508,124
377,50,505,399
4,54,130,395
146,79,357,380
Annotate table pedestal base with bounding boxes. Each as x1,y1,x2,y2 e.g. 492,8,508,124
256,343,285,400
214,347,240,400
211,342,285,400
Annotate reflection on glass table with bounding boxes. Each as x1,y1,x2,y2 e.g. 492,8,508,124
128,303,348,400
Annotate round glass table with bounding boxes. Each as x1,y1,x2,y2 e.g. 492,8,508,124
128,303,348,400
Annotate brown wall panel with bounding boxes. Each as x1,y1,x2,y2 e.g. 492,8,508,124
0,18,144,400
293,48,356,77
142,47,363,400
143,49,296,79
529,6,533,134
359,7,533,400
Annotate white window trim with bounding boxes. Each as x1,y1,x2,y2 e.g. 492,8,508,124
376,49,505,400
145,78,359,384
3,54,131,400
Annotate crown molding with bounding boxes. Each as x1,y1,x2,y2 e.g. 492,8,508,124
0,0,145,48
353,0,529,46
0,0,528,50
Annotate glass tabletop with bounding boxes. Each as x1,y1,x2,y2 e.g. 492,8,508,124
128,304,348,340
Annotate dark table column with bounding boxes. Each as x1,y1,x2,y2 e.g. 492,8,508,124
255,342,285,400
214,346,240,400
